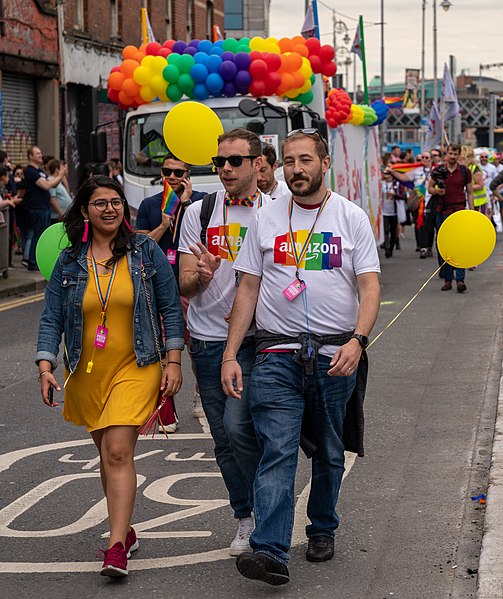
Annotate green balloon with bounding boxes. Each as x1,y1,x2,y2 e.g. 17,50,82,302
310,74,316,85
178,73,194,95
167,53,182,67
163,64,180,83
35,223,70,281
179,54,195,74
223,38,239,52
239,37,250,46
236,44,251,53
167,83,183,102
297,90,314,105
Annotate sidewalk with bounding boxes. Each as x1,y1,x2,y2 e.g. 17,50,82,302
0,252,47,298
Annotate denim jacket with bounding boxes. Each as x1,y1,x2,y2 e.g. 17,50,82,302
36,234,184,373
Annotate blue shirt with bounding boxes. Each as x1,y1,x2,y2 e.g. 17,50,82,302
136,189,206,281
24,165,51,210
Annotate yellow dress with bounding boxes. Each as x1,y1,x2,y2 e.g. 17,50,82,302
63,257,160,432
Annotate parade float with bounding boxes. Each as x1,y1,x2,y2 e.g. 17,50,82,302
105,35,386,239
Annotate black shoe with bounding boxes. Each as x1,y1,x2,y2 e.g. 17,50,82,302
457,281,467,293
419,249,427,259
426,248,433,257
395,241,401,250
385,250,392,258
379,242,385,249
236,552,289,586
306,536,335,562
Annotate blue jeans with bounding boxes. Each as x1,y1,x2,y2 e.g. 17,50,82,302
248,352,357,564
28,209,51,269
436,212,465,283
189,335,260,519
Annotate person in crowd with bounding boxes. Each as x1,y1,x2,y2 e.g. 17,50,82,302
48,159,72,224
178,128,268,557
23,146,65,271
136,152,207,423
0,152,21,266
493,153,503,175
428,143,473,293
381,167,405,258
0,166,17,229
107,158,124,187
478,151,497,216
460,146,489,216
388,152,434,257
390,145,402,164
36,175,184,577
403,148,415,163
430,149,442,164
13,164,24,184
257,143,290,200
221,129,380,586
489,169,503,226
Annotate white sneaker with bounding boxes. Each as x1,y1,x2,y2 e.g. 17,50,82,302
229,516,254,556
159,417,178,434
192,391,204,418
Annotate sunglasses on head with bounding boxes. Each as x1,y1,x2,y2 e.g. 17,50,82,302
161,167,188,178
211,155,257,168
286,128,329,152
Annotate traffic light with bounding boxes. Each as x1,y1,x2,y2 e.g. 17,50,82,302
497,98,503,127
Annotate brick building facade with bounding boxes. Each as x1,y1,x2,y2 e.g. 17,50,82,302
0,0,224,188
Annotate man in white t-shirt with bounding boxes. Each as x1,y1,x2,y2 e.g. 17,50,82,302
221,129,381,585
178,128,269,557
257,143,290,200
479,151,498,206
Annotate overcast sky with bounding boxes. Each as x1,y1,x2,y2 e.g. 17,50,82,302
269,0,502,89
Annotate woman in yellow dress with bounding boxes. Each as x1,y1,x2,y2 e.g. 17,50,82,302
36,176,184,577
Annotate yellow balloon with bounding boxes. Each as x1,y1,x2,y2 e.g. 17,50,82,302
141,55,154,68
437,209,496,268
151,56,168,73
150,75,167,95
349,105,364,126
139,85,156,102
163,101,224,166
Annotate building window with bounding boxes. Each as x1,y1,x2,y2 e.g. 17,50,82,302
186,0,194,40
74,0,85,31
165,0,172,40
110,0,119,38
206,1,214,40
224,0,243,30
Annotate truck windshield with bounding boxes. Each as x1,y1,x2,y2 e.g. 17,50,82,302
125,105,288,178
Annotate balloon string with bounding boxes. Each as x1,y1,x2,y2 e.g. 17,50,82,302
367,262,446,350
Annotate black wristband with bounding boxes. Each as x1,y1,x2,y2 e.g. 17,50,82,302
167,361,182,365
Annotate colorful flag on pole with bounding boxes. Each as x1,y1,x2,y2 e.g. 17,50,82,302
350,23,362,61
301,2,316,39
423,101,442,151
441,63,460,124
140,7,156,45
384,96,404,109
161,179,180,216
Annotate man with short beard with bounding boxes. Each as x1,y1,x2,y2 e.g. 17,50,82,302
178,128,270,557
221,129,381,585
428,143,473,293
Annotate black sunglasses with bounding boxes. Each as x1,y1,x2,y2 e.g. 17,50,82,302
286,128,329,152
161,167,188,178
211,155,258,168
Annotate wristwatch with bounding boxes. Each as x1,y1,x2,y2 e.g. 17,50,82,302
350,334,369,348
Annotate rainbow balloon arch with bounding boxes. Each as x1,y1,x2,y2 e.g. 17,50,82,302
106,35,391,130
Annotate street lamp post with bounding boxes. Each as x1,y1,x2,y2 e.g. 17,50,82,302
433,0,452,102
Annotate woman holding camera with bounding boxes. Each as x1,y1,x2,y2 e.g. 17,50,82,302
36,176,184,577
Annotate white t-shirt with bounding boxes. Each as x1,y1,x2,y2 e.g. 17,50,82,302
381,181,397,216
234,191,381,356
480,162,498,200
178,190,270,341
407,166,432,206
268,180,290,201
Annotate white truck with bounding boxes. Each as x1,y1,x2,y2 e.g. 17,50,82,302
102,93,382,239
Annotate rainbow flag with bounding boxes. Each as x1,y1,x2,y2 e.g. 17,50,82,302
391,162,422,173
161,179,180,216
384,96,403,109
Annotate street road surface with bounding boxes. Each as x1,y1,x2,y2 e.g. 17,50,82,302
1,234,501,598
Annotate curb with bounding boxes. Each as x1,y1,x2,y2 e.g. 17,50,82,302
477,361,503,597
0,278,47,299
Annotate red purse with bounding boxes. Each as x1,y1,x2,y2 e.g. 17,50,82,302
137,266,178,438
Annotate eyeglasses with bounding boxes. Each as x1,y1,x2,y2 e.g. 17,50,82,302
161,167,188,178
88,198,125,211
431,153,440,158
211,155,258,168
421,155,431,160
286,128,329,152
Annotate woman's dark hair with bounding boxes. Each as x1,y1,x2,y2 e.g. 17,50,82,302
65,175,133,264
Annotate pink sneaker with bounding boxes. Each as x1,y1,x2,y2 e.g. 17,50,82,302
99,541,128,577
125,527,139,558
